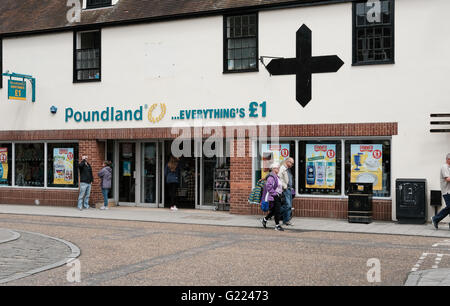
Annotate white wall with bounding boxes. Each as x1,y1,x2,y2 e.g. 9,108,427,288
1,0,450,219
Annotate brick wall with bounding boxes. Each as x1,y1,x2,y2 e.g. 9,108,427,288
249,198,392,220
79,140,106,206
0,122,397,219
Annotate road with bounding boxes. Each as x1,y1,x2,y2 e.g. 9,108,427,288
0,214,449,286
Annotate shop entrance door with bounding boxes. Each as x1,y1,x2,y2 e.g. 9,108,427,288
118,142,136,204
163,141,197,209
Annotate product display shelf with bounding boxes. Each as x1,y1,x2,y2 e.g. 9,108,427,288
213,168,230,211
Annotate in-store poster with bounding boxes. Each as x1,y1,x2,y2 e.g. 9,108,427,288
123,161,131,177
261,144,290,179
350,144,383,190
53,148,74,185
305,144,336,189
0,148,8,184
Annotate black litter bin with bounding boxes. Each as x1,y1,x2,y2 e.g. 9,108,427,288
396,179,426,224
348,182,373,224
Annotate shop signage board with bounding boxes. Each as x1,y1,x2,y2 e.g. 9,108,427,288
53,148,74,185
350,144,383,190
305,144,336,189
261,144,290,179
8,80,26,101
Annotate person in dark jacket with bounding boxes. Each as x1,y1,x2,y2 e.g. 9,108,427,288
78,155,93,210
165,155,180,211
98,161,112,210
260,162,284,231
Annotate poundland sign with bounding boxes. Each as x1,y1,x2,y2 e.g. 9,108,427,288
65,104,166,124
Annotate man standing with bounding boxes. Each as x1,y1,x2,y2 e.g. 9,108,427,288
279,157,295,226
78,155,93,211
431,153,450,229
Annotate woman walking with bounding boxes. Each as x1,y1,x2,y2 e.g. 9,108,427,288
260,162,285,231
98,161,112,210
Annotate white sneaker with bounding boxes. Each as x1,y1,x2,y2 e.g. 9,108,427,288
100,206,107,210
170,206,178,211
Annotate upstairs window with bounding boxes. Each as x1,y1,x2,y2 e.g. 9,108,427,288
353,0,394,65
86,0,112,9
74,30,101,82
224,13,258,73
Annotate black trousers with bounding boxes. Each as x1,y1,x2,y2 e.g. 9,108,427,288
167,183,178,207
265,195,282,225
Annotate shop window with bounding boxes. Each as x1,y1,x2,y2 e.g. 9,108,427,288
74,30,101,82
47,143,79,188
0,143,12,186
254,141,296,185
353,0,394,65
224,13,258,72
0,39,2,89
15,143,45,187
345,140,391,197
298,141,342,196
86,0,112,9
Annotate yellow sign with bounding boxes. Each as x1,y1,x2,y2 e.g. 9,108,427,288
8,80,26,101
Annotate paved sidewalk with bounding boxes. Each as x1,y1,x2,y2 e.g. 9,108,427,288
0,204,449,238
2,204,450,286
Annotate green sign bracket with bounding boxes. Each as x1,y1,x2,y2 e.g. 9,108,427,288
2,72,36,102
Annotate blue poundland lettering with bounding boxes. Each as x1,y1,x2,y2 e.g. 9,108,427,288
74,111,82,122
239,108,245,118
115,110,123,121
124,110,132,121
186,110,191,119
101,107,109,121
230,108,236,118
134,106,143,121
92,111,100,122
65,108,74,122
180,110,185,120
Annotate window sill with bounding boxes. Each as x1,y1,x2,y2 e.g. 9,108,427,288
352,60,395,67
73,78,102,83
223,68,259,74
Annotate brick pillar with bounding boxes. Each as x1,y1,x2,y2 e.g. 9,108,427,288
229,137,253,215
79,140,105,207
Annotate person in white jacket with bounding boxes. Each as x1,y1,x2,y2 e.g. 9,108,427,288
278,157,295,226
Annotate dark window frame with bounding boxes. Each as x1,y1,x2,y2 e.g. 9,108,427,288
73,29,102,83
14,143,45,187
86,0,112,9
344,139,391,198
223,12,259,73
47,143,79,189
298,140,342,196
0,143,12,186
352,0,395,66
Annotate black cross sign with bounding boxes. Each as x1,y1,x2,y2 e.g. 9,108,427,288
266,24,344,107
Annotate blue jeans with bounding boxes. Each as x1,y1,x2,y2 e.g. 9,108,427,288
77,183,92,209
434,194,450,223
281,188,293,223
102,188,110,207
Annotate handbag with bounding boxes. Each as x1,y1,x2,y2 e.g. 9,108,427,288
260,191,269,212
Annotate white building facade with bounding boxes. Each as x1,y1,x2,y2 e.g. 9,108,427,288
0,0,448,221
